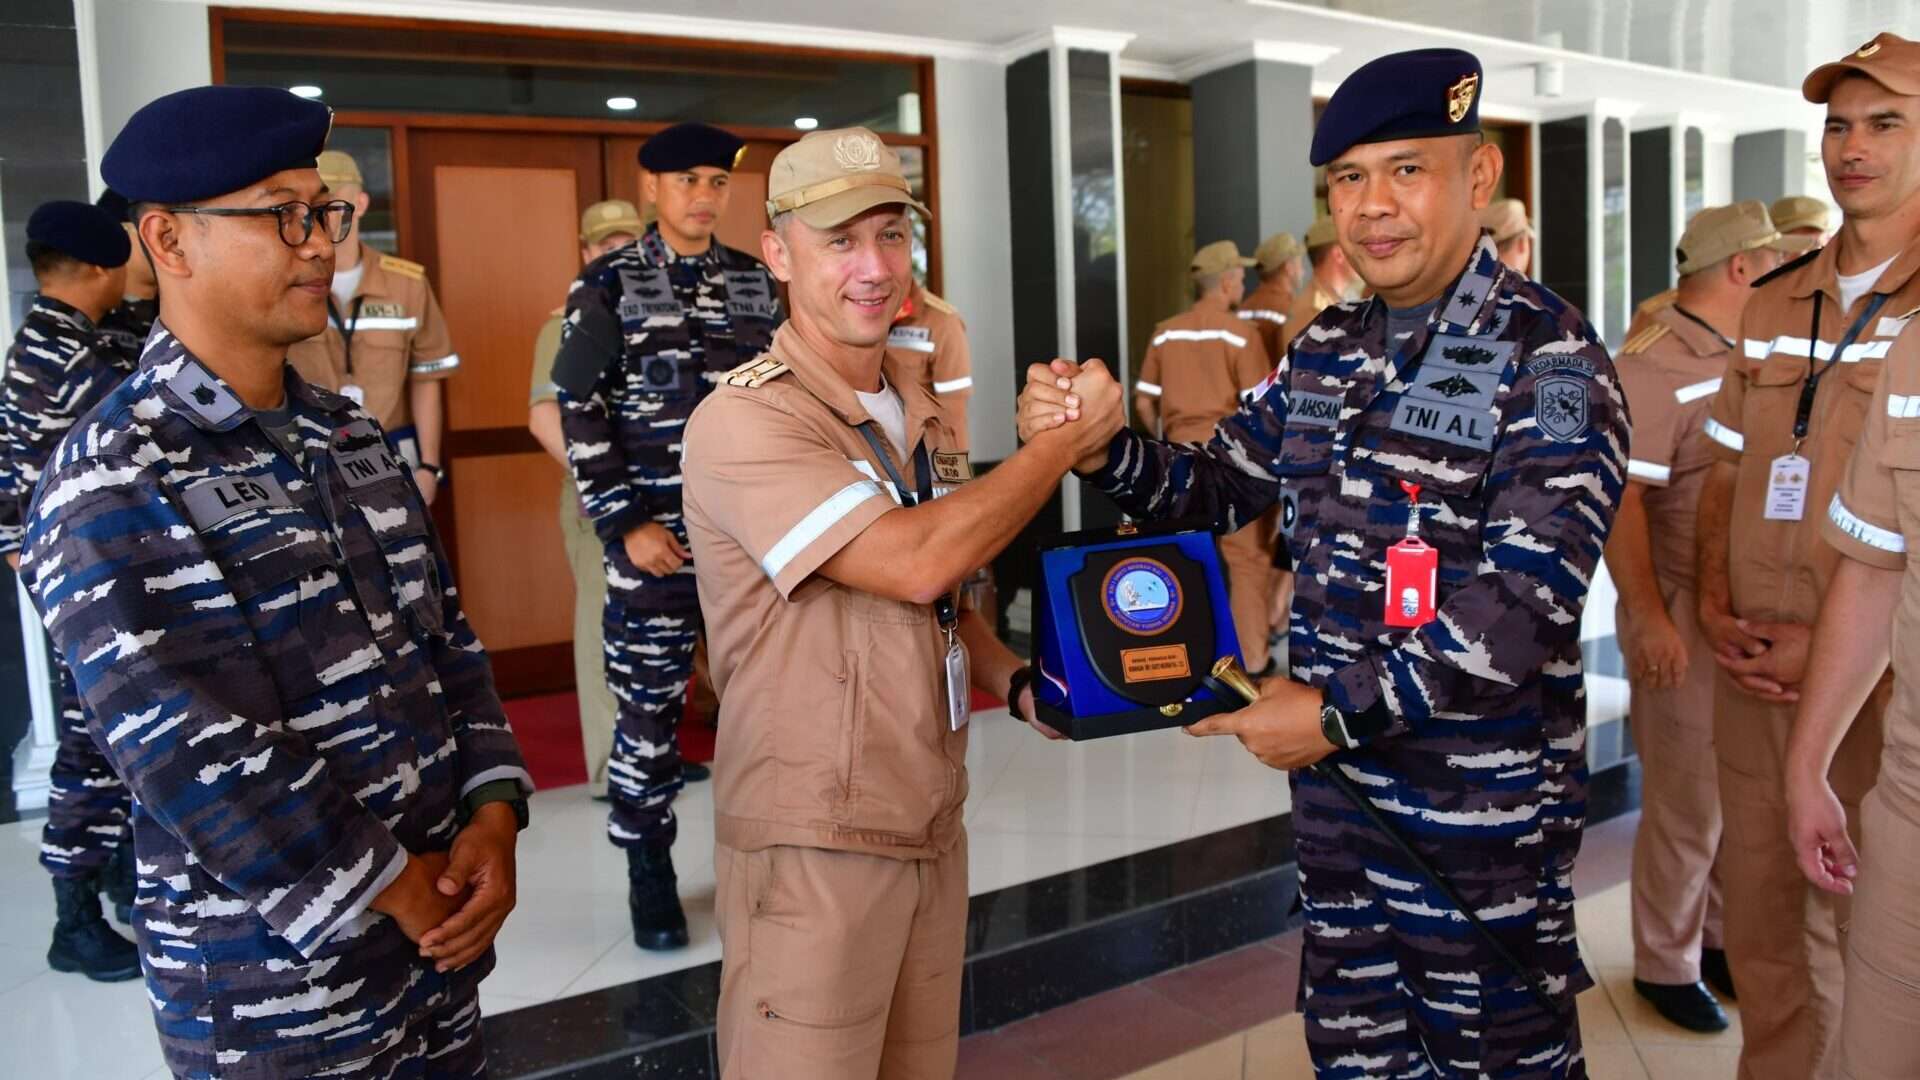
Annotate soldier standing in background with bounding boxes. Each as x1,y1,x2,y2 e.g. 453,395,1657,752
1278,215,1359,355
3,199,139,984
889,278,974,440
1480,197,1535,273
530,199,647,801
1772,194,1834,241
1238,231,1303,360
553,122,783,951
94,188,159,363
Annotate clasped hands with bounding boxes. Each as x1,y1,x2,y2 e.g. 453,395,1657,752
374,801,519,973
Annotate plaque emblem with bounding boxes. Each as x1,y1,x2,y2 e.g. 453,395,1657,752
1447,72,1480,123
1102,557,1184,636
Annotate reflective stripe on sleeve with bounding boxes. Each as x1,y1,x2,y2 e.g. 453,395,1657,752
933,376,974,394
1627,460,1672,483
1674,377,1723,404
1135,380,1164,397
1745,337,1893,363
1152,328,1248,348
1704,417,1744,452
1235,309,1286,325
761,480,888,582
410,353,460,374
1829,493,1906,554
1890,393,1920,420
345,316,418,332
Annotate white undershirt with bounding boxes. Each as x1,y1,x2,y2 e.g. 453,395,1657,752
855,377,910,463
1837,255,1895,314
330,260,365,311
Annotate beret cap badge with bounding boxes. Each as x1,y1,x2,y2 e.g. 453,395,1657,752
1447,73,1480,124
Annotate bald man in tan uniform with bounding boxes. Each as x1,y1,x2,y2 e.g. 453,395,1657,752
1698,36,1920,1076
1278,217,1356,356
1772,194,1833,240
888,280,972,444
1236,231,1302,360
1134,240,1280,672
1607,201,1811,1033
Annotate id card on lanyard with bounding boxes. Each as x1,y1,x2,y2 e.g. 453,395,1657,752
854,424,969,731
328,295,368,407
1771,290,1891,521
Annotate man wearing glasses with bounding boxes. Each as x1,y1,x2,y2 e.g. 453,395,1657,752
287,150,459,503
19,85,530,1079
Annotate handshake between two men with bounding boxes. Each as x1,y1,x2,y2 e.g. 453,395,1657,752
1014,357,1337,773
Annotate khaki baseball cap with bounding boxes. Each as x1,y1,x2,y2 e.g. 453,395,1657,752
1675,201,1813,275
1769,195,1831,235
766,127,930,229
580,199,644,245
1804,32,1920,103
1190,240,1257,278
1478,198,1533,244
1254,232,1302,271
1305,217,1339,250
317,150,363,190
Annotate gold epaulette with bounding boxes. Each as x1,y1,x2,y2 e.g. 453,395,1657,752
922,290,958,316
378,253,427,280
1620,322,1670,356
1633,289,1677,319
724,356,789,388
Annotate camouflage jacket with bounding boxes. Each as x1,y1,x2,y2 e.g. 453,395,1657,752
21,327,529,1079
99,294,159,364
0,295,137,553
556,224,783,561
1090,235,1627,850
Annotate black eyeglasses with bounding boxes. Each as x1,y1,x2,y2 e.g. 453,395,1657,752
164,200,356,247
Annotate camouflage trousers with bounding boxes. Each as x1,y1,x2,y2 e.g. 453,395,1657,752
603,542,700,850
1294,773,1589,1079
169,988,486,1079
39,659,131,878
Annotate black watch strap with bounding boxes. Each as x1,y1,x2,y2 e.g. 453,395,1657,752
416,461,448,482
1006,665,1037,722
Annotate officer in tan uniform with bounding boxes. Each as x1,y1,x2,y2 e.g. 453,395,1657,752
680,126,1115,1079
1606,201,1809,1034
1783,32,1920,1080
1772,194,1834,241
1698,33,1920,1079
1277,216,1358,356
1134,240,1280,672
530,199,646,799
1479,196,1534,273
287,150,458,502
888,279,972,443
1236,231,1302,359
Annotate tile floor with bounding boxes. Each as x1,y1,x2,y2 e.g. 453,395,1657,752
0,707,1292,1080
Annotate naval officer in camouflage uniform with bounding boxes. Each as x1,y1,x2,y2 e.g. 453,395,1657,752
21,85,531,1079
3,199,142,983
95,188,162,365
1023,49,1624,1077
554,121,783,950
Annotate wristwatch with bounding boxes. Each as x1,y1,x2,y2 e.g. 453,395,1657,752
1320,693,1394,749
1319,699,1356,750
1006,665,1037,723
415,461,448,483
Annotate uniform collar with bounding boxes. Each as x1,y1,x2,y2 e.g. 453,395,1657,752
640,223,722,269
29,293,98,333
1656,302,1734,357
1360,234,1508,391
1787,230,1920,307
769,321,943,447
147,321,358,433
340,240,393,302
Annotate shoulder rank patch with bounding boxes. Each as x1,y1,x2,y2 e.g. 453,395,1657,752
922,291,958,316
724,356,789,388
1621,323,1670,356
378,253,426,280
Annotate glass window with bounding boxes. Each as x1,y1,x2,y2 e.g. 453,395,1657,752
326,126,397,254
1603,117,1628,347
221,19,924,132
1685,127,1705,220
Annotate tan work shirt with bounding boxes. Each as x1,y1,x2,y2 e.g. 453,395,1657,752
888,282,972,448
287,241,458,434
1625,287,1678,345
1825,285,1920,820
682,324,969,860
1134,307,1272,444
1618,304,1734,594
1707,238,1920,624
1277,282,1339,357
1236,278,1292,360
529,306,590,525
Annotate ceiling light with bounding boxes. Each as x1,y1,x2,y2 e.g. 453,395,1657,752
794,116,820,131
289,85,323,99
607,96,638,111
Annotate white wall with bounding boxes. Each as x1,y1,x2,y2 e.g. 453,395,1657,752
933,56,1017,463
92,0,211,159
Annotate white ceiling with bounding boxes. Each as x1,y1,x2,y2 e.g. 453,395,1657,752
209,0,1917,135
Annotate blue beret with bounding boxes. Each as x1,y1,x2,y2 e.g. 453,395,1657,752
639,122,745,173
1310,49,1484,167
27,201,130,268
102,86,332,204
95,188,131,223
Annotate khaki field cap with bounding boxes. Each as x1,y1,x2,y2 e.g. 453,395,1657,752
1190,239,1257,279
580,199,644,245
1675,201,1812,275
1254,232,1302,271
1478,198,1533,243
1305,217,1339,249
316,150,363,190
1770,195,1831,235
766,127,931,229
1804,31,1920,102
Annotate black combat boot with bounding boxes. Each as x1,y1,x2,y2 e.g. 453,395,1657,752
104,843,137,925
48,875,141,983
627,840,689,951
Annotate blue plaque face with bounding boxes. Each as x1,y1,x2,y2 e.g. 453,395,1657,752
1102,558,1182,635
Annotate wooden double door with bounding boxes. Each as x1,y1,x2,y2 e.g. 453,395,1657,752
402,127,783,695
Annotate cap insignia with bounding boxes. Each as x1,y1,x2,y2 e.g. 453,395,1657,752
833,133,883,172
1447,73,1480,124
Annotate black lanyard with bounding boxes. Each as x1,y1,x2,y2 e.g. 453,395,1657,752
1793,290,1890,440
1671,304,1734,351
855,422,958,632
327,295,367,378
